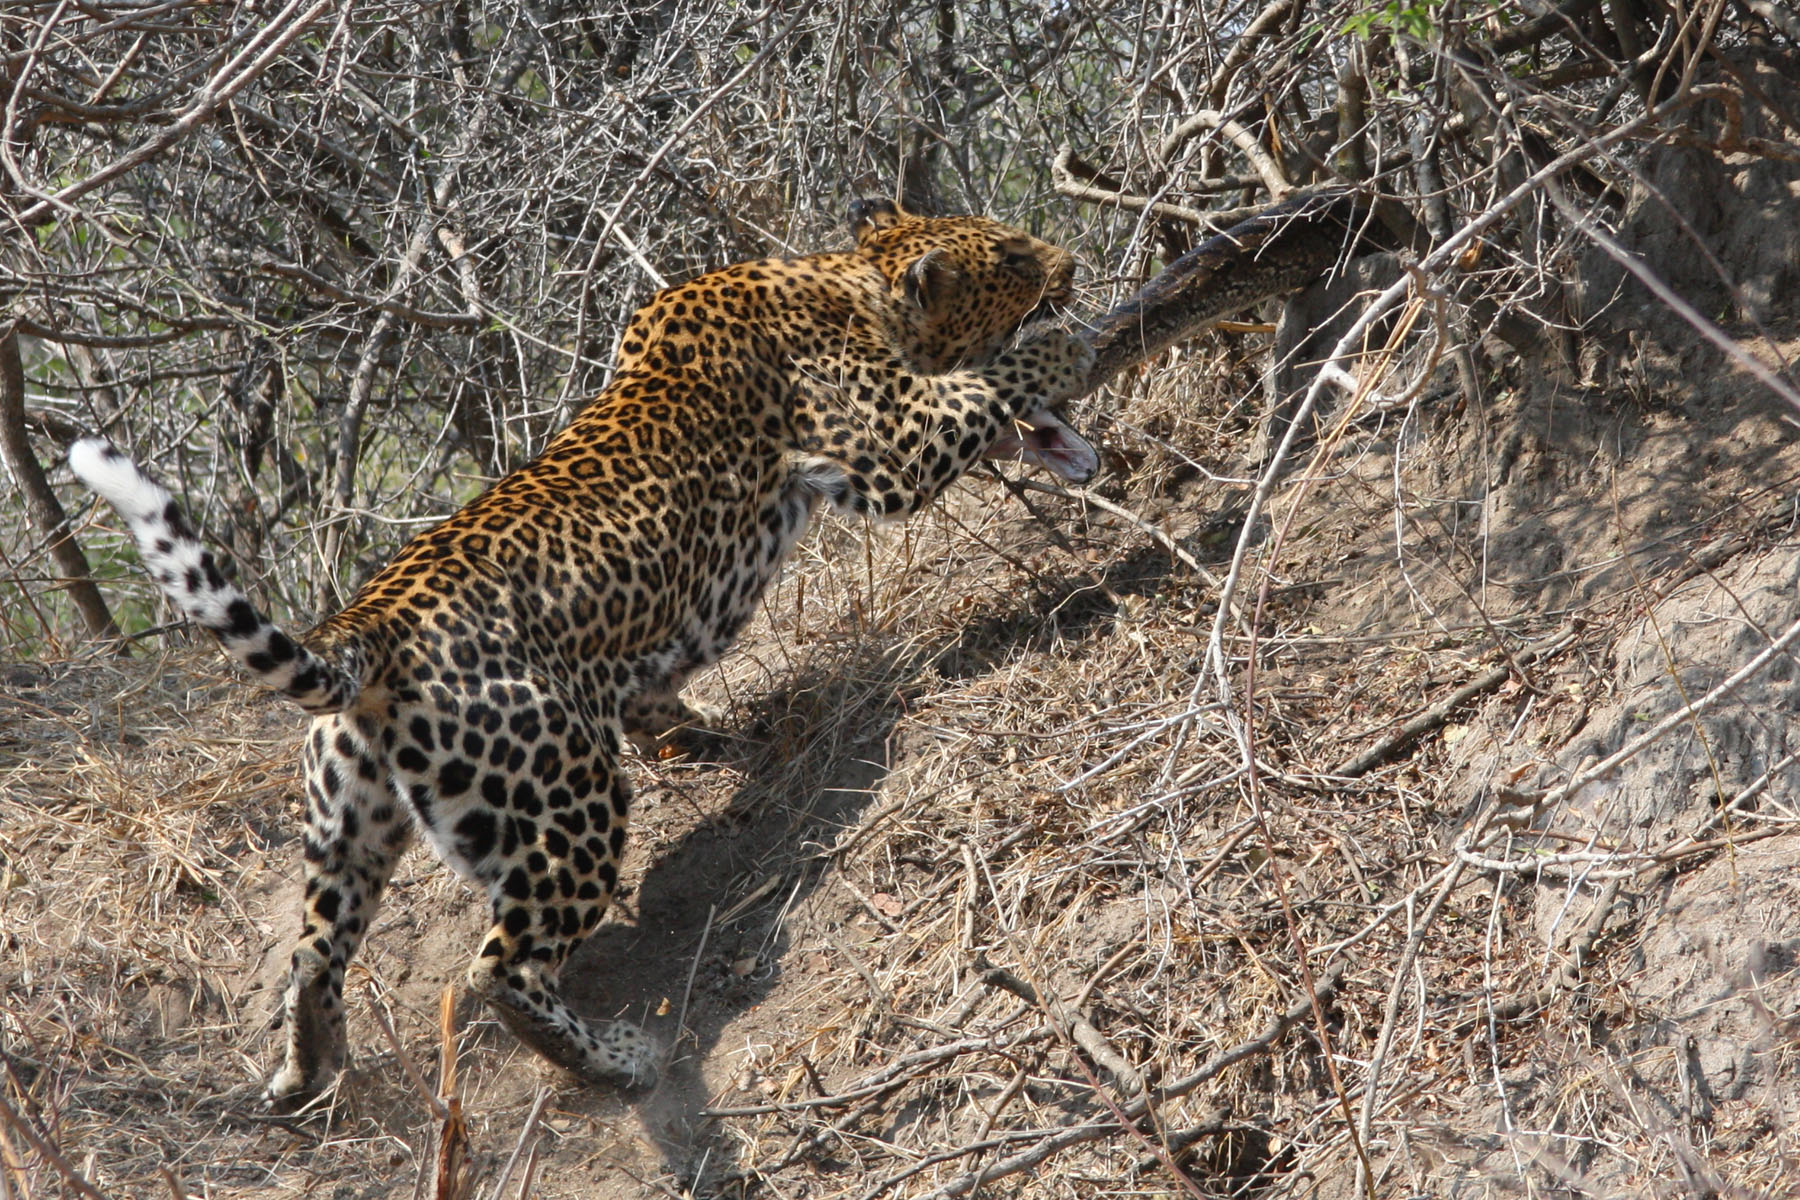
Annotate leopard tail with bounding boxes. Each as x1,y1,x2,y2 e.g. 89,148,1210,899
68,438,361,714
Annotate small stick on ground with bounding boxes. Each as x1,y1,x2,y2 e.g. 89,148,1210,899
675,902,717,1048
368,981,451,1120
1334,628,1580,777
0,1087,110,1200
485,1086,552,1200
975,955,1145,1095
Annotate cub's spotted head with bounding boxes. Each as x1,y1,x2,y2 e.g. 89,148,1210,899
850,197,1076,371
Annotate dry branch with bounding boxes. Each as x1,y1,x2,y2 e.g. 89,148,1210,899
1489,611,1800,823
10,0,338,228
702,1025,1056,1119
0,324,120,642
1052,145,1223,228
1072,189,1369,394
975,956,1145,1095
1198,0,1299,108
1486,0,1603,54
1334,628,1581,778
1155,110,1293,196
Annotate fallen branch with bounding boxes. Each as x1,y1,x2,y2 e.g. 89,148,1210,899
1073,189,1369,394
1333,628,1580,778
1491,609,1800,819
975,955,1146,1095
1126,1111,1237,1175
700,1024,1054,1118
1457,822,1791,881
1007,475,1223,589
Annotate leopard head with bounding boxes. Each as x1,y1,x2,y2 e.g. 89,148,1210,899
849,197,1076,372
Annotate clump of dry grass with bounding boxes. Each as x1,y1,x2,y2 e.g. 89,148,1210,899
1,651,303,1193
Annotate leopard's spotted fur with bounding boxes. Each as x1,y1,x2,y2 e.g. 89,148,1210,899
69,198,1096,1103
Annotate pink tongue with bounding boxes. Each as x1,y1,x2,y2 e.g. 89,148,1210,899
985,411,1100,484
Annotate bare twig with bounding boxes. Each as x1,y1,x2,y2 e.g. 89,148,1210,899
0,1088,110,1200
903,965,1345,1200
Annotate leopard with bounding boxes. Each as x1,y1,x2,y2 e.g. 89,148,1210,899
68,196,1098,1106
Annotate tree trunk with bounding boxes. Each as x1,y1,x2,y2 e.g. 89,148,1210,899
0,323,124,646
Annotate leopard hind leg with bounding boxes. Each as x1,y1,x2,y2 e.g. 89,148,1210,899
267,713,412,1108
460,733,658,1088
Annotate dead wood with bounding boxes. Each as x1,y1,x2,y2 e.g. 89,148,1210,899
1073,189,1371,395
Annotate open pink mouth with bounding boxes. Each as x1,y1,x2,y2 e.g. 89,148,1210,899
984,407,1100,484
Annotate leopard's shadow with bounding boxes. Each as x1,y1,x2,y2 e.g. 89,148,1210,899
554,535,1198,1191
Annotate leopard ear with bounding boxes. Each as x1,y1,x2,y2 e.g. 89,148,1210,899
904,248,960,310
849,197,905,244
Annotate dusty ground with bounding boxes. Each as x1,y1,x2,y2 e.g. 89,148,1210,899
5,242,1800,1195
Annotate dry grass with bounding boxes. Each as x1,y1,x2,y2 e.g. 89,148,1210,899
1,652,307,1193
5,338,1800,1199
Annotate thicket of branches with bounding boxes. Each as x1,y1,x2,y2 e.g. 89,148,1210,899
2,0,1796,651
